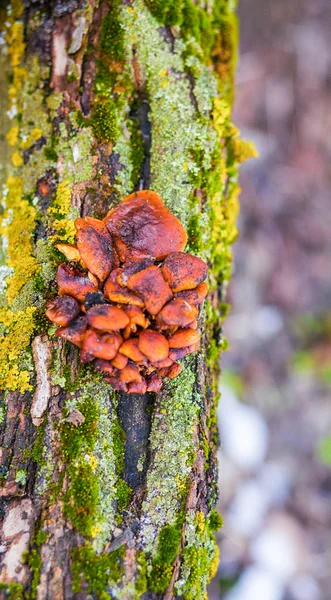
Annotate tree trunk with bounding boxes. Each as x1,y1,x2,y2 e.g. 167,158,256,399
0,1,249,598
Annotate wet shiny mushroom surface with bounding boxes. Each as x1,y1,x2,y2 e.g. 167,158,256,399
46,191,208,394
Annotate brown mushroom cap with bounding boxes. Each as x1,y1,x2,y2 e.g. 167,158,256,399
161,252,208,292
75,218,115,282
175,282,208,305
104,269,144,306
82,329,122,360
119,363,142,384
111,353,128,369
169,343,200,361
94,359,114,374
80,349,95,363
57,263,98,302
157,298,198,327
123,305,149,329
152,357,173,368
55,315,87,347
119,338,146,362
146,372,163,392
165,362,182,379
138,330,169,362
168,328,200,349
117,258,154,286
55,243,81,262
103,190,187,261
86,305,130,332
127,266,173,315
46,295,80,327
104,376,128,392
128,379,147,394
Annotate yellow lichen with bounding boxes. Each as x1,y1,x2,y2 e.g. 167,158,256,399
195,511,205,532
6,126,19,147
47,180,77,243
1,177,39,304
20,127,43,150
208,539,220,580
0,307,36,392
11,151,24,167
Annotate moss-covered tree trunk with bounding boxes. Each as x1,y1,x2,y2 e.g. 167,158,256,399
0,1,251,598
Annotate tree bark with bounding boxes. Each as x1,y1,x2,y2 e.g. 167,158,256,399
0,1,248,598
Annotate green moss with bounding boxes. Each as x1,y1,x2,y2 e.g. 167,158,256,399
100,1,125,61
208,510,223,532
135,552,148,598
91,98,120,144
128,117,145,188
23,529,48,600
144,0,183,26
71,544,125,596
149,521,183,592
0,583,24,599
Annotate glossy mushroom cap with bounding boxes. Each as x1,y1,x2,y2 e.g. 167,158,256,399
103,191,187,262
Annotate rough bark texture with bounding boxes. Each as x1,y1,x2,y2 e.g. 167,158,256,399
0,1,253,598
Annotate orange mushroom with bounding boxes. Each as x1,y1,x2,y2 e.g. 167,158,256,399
161,252,208,292
169,343,200,361
57,263,98,302
168,328,200,349
164,362,182,379
86,305,130,332
103,190,187,261
104,269,144,306
128,379,147,394
119,363,142,384
123,305,149,329
157,298,198,328
82,329,122,360
104,376,128,392
119,338,146,362
55,315,87,347
175,282,208,305
146,372,163,392
117,258,154,286
75,218,115,282
94,359,114,375
138,330,169,362
111,353,128,369
55,243,81,262
46,295,80,327
127,266,173,315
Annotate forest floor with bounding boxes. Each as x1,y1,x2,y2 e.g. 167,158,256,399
209,1,331,599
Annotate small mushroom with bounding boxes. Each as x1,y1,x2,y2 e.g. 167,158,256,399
161,252,208,292
123,305,149,329
55,243,81,262
80,349,95,363
119,363,142,384
162,362,182,379
128,379,147,394
104,269,144,307
57,263,98,302
175,282,208,305
82,329,122,360
55,315,87,347
157,298,198,327
146,372,163,392
168,328,200,348
127,266,173,315
75,218,115,282
117,258,154,286
103,190,187,261
83,292,107,311
168,343,199,361
84,216,114,244
119,338,146,362
94,359,114,375
105,376,128,392
46,295,80,327
111,353,128,369
138,330,169,362
152,357,173,368
86,305,130,332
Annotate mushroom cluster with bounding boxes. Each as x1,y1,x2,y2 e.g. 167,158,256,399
46,191,208,394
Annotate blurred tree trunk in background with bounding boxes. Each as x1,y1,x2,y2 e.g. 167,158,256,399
0,0,250,597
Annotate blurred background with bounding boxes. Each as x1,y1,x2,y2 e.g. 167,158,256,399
209,1,331,599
